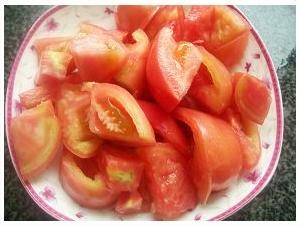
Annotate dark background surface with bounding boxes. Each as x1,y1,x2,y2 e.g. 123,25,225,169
4,5,296,221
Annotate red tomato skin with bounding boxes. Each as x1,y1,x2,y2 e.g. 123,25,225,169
138,143,197,219
115,6,159,32
10,101,61,180
60,151,118,208
234,73,272,124
146,27,202,112
98,145,144,192
174,107,243,203
138,100,190,157
115,191,143,214
114,29,150,97
70,34,128,82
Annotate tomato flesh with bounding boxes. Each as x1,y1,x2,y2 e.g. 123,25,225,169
98,145,144,192
147,27,202,112
85,83,155,146
138,143,197,219
175,107,242,203
19,86,55,109
115,191,143,214
60,151,117,208
10,101,61,179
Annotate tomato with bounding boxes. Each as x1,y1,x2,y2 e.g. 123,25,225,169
115,191,143,215
146,27,202,112
138,143,197,219
60,151,117,208
189,46,233,114
84,83,155,146
56,84,101,158
98,145,144,192
175,107,242,203
223,108,261,171
79,22,127,42
138,100,190,157
145,6,184,40
10,101,61,179
114,29,150,97
234,73,272,124
33,37,72,59
70,34,128,82
19,86,55,109
36,50,73,86
138,176,152,211
115,6,159,32
184,6,250,66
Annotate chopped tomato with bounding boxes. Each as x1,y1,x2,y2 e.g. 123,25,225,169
60,151,117,208
138,177,152,211
84,83,155,146
33,36,72,59
98,145,144,192
56,84,101,158
138,143,197,219
145,6,185,40
115,6,159,32
184,6,250,66
10,101,61,179
114,29,150,97
70,34,128,82
36,50,73,86
138,100,190,157
79,22,127,41
189,46,233,114
19,86,55,109
146,27,202,112
175,107,242,203
115,191,143,215
234,73,271,124
223,108,261,171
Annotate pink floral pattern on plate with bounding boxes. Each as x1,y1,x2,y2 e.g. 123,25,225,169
40,186,56,201
45,18,59,31
104,7,114,15
194,213,202,221
243,170,260,184
75,211,85,218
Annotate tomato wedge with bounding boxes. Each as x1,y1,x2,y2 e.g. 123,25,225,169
98,145,144,192
145,6,185,40
10,101,61,179
19,86,55,109
223,108,261,171
138,143,197,219
115,191,143,215
84,83,155,146
115,6,159,32
175,107,242,203
70,34,128,82
114,29,150,97
56,84,101,158
138,100,190,157
60,151,117,208
33,36,72,59
147,27,202,112
189,46,233,114
234,73,271,124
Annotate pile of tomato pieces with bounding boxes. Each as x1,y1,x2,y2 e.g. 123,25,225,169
9,5,272,220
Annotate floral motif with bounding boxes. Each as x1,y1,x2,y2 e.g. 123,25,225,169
244,170,260,184
14,100,22,115
45,18,59,31
244,62,251,72
40,186,56,201
262,142,270,149
75,211,85,218
194,213,202,221
105,7,114,15
253,53,260,59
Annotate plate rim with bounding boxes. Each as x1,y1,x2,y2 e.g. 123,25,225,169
5,5,284,221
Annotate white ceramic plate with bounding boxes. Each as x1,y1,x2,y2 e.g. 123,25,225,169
5,5,283,221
